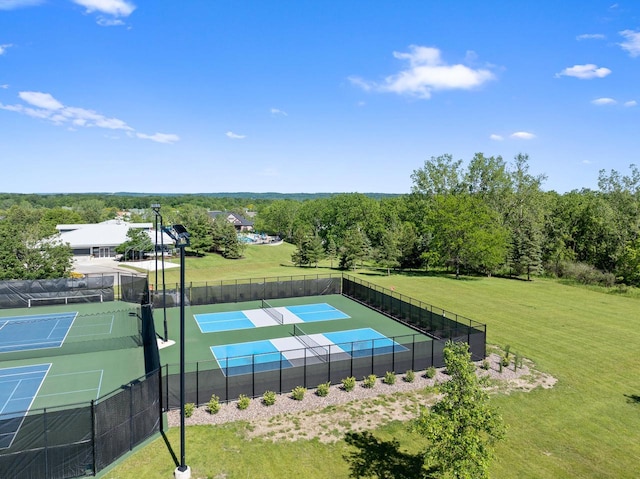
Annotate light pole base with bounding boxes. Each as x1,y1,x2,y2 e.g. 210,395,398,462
174,465,191,479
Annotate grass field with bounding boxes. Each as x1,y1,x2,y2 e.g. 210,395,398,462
101,244,640,478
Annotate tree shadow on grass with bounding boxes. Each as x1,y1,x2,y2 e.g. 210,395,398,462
624,394,640,405
344,431,436,479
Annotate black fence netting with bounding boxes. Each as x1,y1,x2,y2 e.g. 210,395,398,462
0,369,162,479
163,333,440,408
150,275,342,308
120,275,149,304
0,276,115,309
341,275,486,361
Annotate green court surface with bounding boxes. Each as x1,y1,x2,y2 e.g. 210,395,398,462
156,294,430,370
0,301,147,412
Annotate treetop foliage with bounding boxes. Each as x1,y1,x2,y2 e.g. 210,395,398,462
3,153,640,285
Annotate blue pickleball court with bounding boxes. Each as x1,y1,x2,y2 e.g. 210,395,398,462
211,327,408,376
211,340,293,375
285,303,350,322
195,302,351,333
0,364,51,449
0,312,78,354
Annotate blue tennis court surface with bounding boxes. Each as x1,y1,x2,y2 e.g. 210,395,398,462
0,312,77,354
0,364,51,449
285,303,350,322
211,340,293,375
211,327,407,376
195,303,350,333
324,328,408,357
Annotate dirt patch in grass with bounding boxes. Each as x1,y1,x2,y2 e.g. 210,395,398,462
167,353,556,443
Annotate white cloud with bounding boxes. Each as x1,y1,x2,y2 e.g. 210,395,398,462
19,91,64,110
624,100,637,107
582,159,593,165
0,0,43,10
97,16,125,26
0,43,13,55
591,97,617,105
619,30,640,57
226,131,246,139
556,64,611,79
489,134,504,141
0,84,9,89
510,131,536,140
349,45,495,99
576,33,605,40
270,108,288,116
72,0,135,17
136,132,179,144
0,91,178,143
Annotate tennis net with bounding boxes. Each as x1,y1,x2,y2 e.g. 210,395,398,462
261,299,284,325
293,324,328,362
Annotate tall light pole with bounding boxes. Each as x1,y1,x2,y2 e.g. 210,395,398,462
163,224,191,479
151,203,168,341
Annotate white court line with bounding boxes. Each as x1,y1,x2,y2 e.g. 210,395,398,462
58,312,79,346
0,380,22,415
46,319,61,340
0,320,7,332
0,363,51,449
96,370,104,399
38,369,104,400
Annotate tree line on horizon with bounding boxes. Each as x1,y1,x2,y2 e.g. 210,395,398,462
2,152,640,286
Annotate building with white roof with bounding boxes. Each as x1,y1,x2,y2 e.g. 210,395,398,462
56,220,174,259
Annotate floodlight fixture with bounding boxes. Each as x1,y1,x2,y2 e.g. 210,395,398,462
163,224,191,247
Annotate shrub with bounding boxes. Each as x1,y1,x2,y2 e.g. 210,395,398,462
425,366,437,379
316,381,331,397
501,355,510,368
237,394,250,410
383,371,396,385
481,360,490,370
184,402,195,418
362,374,377,389
342,376,356,392
514,351,523,370
206,394,221,414
404,369,415,383
291,386,306,401
262,390,276,406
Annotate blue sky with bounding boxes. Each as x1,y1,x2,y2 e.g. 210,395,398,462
0,1,639,194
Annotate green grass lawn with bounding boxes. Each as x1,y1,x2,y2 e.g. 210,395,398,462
100,245,640,478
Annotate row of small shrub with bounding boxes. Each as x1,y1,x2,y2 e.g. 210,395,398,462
188,368,439,415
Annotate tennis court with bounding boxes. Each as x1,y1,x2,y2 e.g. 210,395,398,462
210,327,408,376
194,302,350,333
0,364,51,449
0,305,147,456
0,312,78,353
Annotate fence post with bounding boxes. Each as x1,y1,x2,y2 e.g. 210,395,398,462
392,335,395,373
196,362,199,406
91,400,98,475
43,408,49,479
279,354,283,394
158,368,164,433
129,384,133,451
